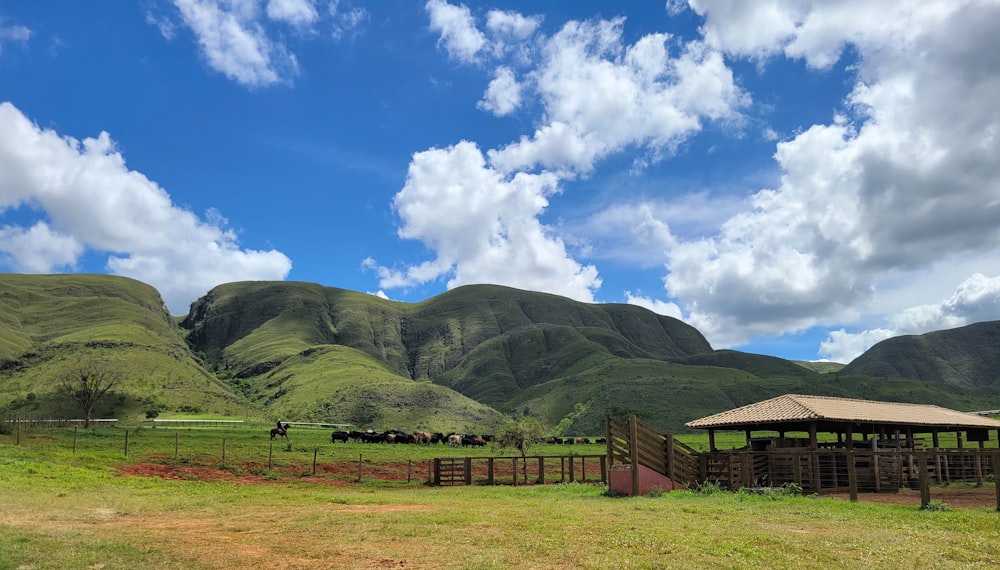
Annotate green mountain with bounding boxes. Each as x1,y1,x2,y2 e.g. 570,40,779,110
842,321,1000,388
0,274,248,420
5,274,1000,434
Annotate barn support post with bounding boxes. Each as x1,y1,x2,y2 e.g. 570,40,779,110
708,429,717,452
846,424,854,450
975,452,984,486
873,453,881,492
993,451,1000,512
847,452,858,502
792,452,802,490
919,452,931,508
665,433,675,481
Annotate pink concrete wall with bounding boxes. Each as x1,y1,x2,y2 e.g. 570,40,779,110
609,464,685,496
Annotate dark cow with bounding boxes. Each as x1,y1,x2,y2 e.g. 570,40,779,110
330,430,349,443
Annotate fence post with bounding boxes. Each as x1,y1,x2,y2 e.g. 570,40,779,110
919,452,931,508
124,429,129,457
487,457,495,485
174,432,179,460
665,433,675,482
847,452,858,502
407,459,412,483
464,457,473,485
628,415,639,496
313,447,318,476
269,442,273,469
993,451,1000,512
600,455,607,484
357,454,363,483
433,458,441,485
221,438,226,466
73,426,78,453
538,457,545,485
512,458,518,486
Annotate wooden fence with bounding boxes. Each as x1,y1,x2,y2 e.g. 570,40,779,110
432,455,606,486
606,414,700,491
606,414,1000,509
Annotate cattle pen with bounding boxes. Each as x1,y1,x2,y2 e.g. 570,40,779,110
431,454,607,486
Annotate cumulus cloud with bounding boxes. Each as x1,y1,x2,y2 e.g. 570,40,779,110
624,291,683,319
0,102,292,313
477,66,521,116
173,0,299,87
425,0,485,64
490,21,747,174
643,0,1000,350
820,273,1000,362
384,141,601,301
377,5,747,303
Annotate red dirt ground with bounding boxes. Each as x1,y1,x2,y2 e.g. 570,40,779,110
117,461,1000,509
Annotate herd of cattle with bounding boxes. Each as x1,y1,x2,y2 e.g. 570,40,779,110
328,429,606,447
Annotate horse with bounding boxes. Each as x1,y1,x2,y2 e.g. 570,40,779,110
270,422,289,440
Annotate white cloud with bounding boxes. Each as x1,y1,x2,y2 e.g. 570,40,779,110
425,0,485,64
0,20,32,53
819,273,1000,362
174,0,299,87
650,0,1000,350
0,101,292,313
0,221,82,273
489,21,747,174
329,0,368,41
624,291,683,319
477,66,521,116
380,140,601,301
266,0,318,28
383,8,748,305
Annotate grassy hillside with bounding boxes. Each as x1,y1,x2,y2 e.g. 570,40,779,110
0,274,249,420
842,321,1000,388
9,274,1000,435
181,282,716,430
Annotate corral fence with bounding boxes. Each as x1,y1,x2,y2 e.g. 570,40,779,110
431,454,607,486
607,413,1000,510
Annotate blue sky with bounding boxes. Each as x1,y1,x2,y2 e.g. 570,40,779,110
2,1,999,363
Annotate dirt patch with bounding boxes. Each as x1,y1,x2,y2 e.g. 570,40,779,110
826,486,999,509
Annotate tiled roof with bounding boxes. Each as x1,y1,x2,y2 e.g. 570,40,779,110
685,394,1000,430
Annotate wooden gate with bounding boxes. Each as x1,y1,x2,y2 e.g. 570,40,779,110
606,414,699,492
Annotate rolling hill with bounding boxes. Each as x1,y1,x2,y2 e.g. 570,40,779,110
841,321,1000,388
5,274,1000,433
0,274,248,420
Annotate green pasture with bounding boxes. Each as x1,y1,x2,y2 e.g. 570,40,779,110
2,426,1000,569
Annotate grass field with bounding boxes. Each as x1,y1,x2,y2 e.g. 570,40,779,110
2,425,1000,569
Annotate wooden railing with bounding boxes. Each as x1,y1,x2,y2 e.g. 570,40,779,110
605,414,700,490
431,454,606,486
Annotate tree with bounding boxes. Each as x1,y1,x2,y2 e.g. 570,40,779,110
57,366,121,428
497,416,546,483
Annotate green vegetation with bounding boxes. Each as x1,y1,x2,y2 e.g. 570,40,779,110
5,274,1000,435
2,427,999,569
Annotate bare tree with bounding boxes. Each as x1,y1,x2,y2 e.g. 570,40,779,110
497,416,546,483
57,366,121,428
